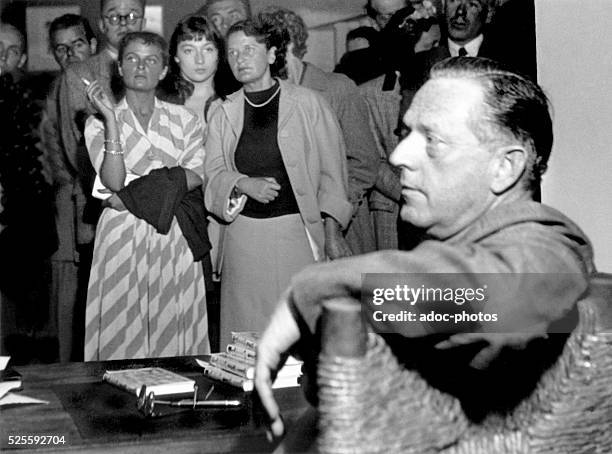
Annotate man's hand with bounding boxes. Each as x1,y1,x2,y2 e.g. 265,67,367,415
236,177,280,204
324,217,352,260
102,193,127,211
434,331,547,370
255,298,301,441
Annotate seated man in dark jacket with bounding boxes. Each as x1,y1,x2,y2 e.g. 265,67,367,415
255,57,594,438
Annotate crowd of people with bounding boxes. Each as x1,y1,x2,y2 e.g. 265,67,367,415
0,0,598,445
0,0,589,422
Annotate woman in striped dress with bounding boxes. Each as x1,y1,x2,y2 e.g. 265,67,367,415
83,31,210,360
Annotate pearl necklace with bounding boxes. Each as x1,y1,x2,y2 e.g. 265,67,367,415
244,84,281,108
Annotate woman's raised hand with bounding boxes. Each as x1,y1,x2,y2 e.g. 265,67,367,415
237,177,280,204
85,80,115,121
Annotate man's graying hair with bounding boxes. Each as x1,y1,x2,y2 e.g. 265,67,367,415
100,0,146,11
197,0,252,18
430,57,552,190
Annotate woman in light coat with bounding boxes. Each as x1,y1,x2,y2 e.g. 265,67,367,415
204,18,352,348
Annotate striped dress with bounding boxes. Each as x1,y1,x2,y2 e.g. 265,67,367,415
83,98,210,361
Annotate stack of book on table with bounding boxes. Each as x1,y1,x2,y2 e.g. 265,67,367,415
200,332,302,392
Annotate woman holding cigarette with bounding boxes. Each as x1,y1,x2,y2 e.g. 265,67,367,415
83,31,210,360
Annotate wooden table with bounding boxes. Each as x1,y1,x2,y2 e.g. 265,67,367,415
0,356,310,453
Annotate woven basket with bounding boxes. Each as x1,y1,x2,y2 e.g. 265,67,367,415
317,274,612,454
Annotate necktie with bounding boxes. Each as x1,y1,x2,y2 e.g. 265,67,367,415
458,47,468,57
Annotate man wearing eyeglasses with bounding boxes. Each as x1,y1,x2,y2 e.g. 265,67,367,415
40,14,97,363
52,0,145,360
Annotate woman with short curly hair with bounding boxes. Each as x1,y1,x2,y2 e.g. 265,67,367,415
204,17,352,348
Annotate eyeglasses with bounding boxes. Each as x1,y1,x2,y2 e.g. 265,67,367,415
227,45,259,61
53,39,89,57
103,12,143,26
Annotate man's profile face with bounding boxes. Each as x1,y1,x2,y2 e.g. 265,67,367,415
207,0,249,37
390,77,496,239
51,26,95,70
0,26,26,75
370,0,406,30
446,0,487,45
99,0,145,51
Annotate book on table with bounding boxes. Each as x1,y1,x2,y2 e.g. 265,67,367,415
198,331,303,391
103,367,196,396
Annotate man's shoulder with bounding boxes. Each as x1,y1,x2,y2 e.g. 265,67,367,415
302,62,358,96
470,201,593,268
281,79,329,107
360,74,400,100
415,46,451,70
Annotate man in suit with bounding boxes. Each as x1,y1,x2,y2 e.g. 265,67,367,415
41,14,97,362
259,7,381,256
400,0,494,114
360,4,440,251
56,0,146,242
254,57,593,439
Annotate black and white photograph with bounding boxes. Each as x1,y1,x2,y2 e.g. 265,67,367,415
1,0,611,452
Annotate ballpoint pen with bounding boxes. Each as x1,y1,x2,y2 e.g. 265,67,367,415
138,384,242,417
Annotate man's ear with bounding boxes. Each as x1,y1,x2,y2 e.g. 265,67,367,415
98,18,107,35
17,53,27,69
490,145,528,194
89,37,98,55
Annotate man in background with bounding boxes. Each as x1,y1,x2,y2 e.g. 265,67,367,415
195,0,250,94
0,23,57,363
0,22,27,78
41,14,97,362
400,0,498,110
196,0,251,37
360,4,440,251
260,7,381,256
58,0,146,207
366,0,410,30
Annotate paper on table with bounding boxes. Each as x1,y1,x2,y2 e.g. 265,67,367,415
0,356,9,370
0,393,48,407
0,381,21,399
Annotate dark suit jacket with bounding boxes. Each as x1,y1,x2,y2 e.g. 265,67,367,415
399,37,500,116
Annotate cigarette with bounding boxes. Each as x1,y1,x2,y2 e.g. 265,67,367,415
81,77,91,87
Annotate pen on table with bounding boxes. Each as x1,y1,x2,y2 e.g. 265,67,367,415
154,399,242,408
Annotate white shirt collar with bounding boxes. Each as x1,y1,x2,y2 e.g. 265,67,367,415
447,34,484,57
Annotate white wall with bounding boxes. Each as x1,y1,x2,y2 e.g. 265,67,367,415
536,0,612,272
